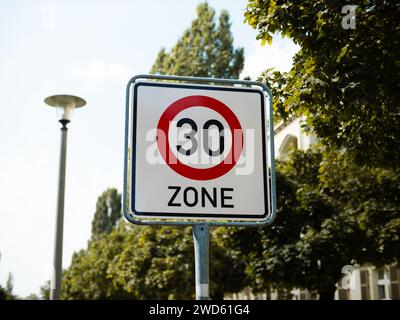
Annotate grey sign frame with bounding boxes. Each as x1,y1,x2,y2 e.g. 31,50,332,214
123,74,276,227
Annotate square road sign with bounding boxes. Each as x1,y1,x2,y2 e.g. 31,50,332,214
127,79,271,221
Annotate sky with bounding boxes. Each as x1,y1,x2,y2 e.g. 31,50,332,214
0,0,299,297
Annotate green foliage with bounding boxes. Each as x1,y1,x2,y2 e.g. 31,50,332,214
25,293,40,300
5,273,13,296
0,253,4,300
91,188,121,239
62,225,131,300
39,280,50,300
0,286,6,300
150,2,244,78
0,254,15,300
108,225,194,300
218,149,400,299
0,274,16,300
317,151,400,266
62,223,246,299
246,1,400,168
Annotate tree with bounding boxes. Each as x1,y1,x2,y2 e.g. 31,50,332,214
0,253,5,300
1,273,16,300
0,288,5,300
218,149,400,299
62,224,133,300
39,281,50,300
62,222,246,299
5,273,13,297
109,225,247,300
150,2,244,79
245,1,400,168
25,293,40,300
149,2,248,298
147,2,248,298
316,150,400,267
0,254,15,300
91,188,121,239
108,225,195,300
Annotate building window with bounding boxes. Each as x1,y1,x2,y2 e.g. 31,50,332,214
378,269,385,280
378,285,386,299
390,267,400,300
360,270,370,300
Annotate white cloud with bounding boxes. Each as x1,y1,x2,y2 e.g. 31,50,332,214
241,37,300,79
71,59,133,82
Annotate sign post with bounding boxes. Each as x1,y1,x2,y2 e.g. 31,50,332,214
193,224,210,300
123,74,276,299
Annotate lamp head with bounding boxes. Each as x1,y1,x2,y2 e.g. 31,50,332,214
44,94,86,122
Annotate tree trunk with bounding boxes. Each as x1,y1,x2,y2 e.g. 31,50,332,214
318,286,336,300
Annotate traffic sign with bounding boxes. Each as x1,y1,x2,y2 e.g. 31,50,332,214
124,75,275,224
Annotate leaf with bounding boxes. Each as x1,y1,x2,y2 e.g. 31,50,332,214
336,44,349,63
261,34,273,46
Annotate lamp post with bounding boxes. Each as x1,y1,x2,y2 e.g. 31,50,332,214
44,95,86,300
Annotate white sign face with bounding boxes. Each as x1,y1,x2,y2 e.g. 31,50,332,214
129,81,269,221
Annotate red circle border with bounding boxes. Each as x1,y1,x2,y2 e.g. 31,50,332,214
156,95,243,180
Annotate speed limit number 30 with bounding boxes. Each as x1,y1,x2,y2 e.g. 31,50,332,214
130,81,269,220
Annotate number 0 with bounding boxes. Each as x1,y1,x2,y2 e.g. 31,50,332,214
203,119,224,156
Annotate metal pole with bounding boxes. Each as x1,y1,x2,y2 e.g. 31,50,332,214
50,120,69,300
193,224,210,300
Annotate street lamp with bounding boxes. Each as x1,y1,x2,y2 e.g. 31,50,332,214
44,94,86,300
